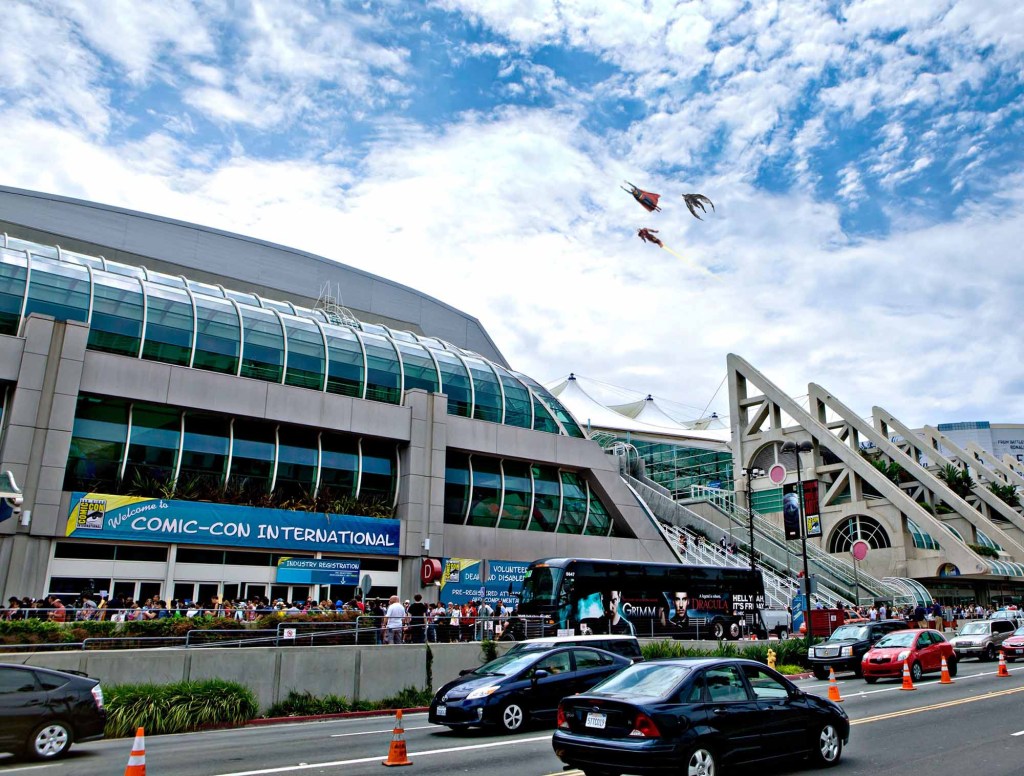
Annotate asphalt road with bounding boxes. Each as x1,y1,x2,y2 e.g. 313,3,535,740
2,661,1022,775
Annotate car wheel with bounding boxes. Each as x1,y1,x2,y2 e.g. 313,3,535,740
910,661,923,683
28,721,72,761
812,666,829,681
948,657,958,676
711,621,726,640
985,644,996,661
809,722,843,767
777,628,789,640
499,701,527,733
864,676,877,684
684,745,717,776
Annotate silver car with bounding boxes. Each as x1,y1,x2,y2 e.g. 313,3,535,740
949,619,1016,661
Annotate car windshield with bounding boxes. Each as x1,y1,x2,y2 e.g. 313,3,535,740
960,622,990,635
589,663,691,699
827,625,869,641
471,652,544,677
1014,626,1024,637
876,632,916,648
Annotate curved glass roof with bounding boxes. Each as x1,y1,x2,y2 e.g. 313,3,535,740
0,235,585,438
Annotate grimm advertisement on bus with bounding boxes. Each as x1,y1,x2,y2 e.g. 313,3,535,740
574,587,740,639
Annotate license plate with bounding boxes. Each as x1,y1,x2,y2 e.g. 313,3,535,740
1013,648,1023,654
436,705,446,717
585,712,606,729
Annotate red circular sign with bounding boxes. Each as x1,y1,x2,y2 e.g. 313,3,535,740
768,464,787,485
851,540,870,562
420,558,442,585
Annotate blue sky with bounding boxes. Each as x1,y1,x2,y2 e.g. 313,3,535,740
2,0,1023,426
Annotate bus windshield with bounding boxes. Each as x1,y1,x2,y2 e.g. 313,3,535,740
519,566,563,608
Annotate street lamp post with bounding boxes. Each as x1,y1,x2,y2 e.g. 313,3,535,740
781,440,814,647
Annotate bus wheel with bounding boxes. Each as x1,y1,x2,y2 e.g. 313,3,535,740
711,621,726,640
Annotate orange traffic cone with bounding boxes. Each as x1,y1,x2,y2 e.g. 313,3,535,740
900,660,916,691
827,667,843,702
382,709,412,767
124,727,146,776
997,651,1011,678
939,656,954,684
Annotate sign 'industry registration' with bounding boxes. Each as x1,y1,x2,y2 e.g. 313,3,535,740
67,493,399,555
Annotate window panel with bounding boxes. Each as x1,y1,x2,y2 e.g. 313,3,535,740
64,396,129,491
498,459,532,530
283,316,326,390
325,328,364,398
515,372,586,437
228,419,275,499
493,364,532,429
0,249,28,335
319,432,358,499
464,355,502,423
141,284,193,366
239,306,285,383
123,405,181,490
275,426,317,501
467,455,502,528
88,274,144,356
584,485,612,536
193,295,240,374
557,471,587,534
360,331,401,404
359,438,395,503
529,464,561,532
444,451,470,525
395,341,439,394
23,256,90,324
178,412,230,492
433,350,472,417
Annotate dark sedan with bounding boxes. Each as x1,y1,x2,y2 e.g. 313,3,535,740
0,663,106,760
553,658,849,776
429,646,631,733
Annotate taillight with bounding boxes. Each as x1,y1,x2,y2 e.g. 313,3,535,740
557,704,569,729
629,712,660,738
91,684,104,710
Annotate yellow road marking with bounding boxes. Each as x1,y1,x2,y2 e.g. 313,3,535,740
851,685,1024,726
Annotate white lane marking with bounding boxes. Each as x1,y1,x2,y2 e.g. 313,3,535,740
0,765,62,773
211,734,552,775
330,725,433,738
1012,730,1024,737
801,664,1021,697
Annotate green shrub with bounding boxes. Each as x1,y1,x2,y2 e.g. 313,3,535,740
641,638,813,668
264,686,433,718
774,664,805,675
105,679,258,738
480,639,498,663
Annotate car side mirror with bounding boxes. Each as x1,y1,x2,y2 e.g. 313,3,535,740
533,669,550,681
459,669,473,676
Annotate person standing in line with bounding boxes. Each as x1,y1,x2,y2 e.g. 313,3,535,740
407,594,428,643
384,595,407,645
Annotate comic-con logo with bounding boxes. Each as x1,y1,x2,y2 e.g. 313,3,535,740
75,498,106,530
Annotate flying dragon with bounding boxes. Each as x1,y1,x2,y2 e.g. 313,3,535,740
681,193,715,220
622,181,661,212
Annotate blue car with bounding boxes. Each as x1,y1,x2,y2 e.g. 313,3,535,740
429,646,631,733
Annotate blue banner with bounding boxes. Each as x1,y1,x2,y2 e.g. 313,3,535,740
276,558,361,585
439,558,531,607
67,493,399,555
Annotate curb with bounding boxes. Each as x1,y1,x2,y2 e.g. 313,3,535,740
247,707,431,726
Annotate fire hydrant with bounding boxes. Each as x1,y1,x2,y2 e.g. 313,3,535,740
767,648,777,670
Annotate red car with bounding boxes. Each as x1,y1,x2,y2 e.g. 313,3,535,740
1003,626,1024,661
861,628,955,684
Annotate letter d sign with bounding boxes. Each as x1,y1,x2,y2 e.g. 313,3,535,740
421,558,442,585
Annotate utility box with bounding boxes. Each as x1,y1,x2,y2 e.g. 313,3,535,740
808,608,844,638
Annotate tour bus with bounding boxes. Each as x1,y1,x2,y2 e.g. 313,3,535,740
515,558,766,640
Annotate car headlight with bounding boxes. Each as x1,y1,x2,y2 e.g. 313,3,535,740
897,650,910,662
807,648,814,658
466,685,501,700
840,646,854,657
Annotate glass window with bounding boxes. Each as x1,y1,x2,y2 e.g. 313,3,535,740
557,471,587,534
177,412,230,493
361,331,401,403
529,464,561,532
467,455,501,528
493,365,532,429
64,396,129,491
534,651,571,675
359,438,395,503
144,269,187,289
591,663,692,699
741,664,790,700
193,295,240,374
186,279,225,298
283,316,326,390
123,404,181,492
0,249,28,335
395,340,439,394
54,541,116,559
705,665,750,702
274,426,317,501
239,306,285,383
260,297,296,315
89,273,144,356
0,667,40,694
24,256,91,324
324,328,364,398
103,260,145,280
444,450,470,525
584,485,612,536
498,460,532,530
228,419,275,499
515,373,586,437
464,355,502,423
141,284,193,366
224,288,260,307
433,349,472,417
573,649,614,669
319,432,358,499
531,392,561,434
